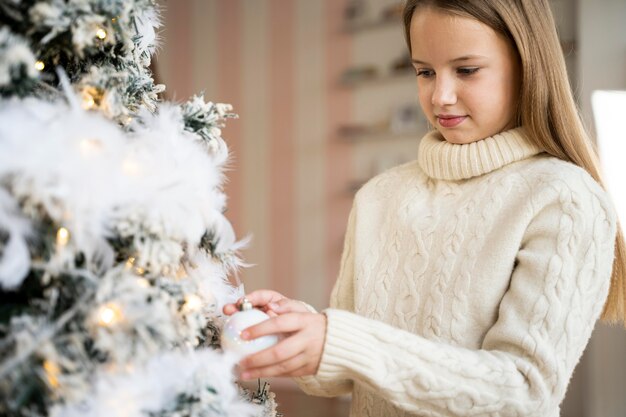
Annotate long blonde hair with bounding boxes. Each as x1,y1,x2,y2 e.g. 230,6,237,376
403,0,626,327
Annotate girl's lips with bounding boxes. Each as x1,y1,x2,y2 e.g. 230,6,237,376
437,115,467,128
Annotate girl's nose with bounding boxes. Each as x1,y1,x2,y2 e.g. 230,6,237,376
431,76,457,107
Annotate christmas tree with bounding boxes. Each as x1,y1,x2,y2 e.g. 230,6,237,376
0,1,276,416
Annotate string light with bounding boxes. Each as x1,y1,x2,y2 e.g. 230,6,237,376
43,360,60,388
56,227,70,247
95,27,107,40
83,96,95,109
79,138,103,156
125,257,146,275
97,303,122,327
35,60,45,71
175,265,188,280
136,277,150,288
122,157,142,176
125,256,136,268
183,294,202,312
81,86,104,110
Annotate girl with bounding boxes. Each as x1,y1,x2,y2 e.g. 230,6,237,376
224,0,626,415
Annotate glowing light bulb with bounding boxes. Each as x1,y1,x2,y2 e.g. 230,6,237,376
96,28,107,40
56,227,70,247
43,360,60,388
125,256,146,275
97,303,122,326
125,257,136,269
136,277,150,288
35,60,45,71
79,138,103,156
81,87,103,110
84,97,95,109
122,157,142,176
176,265,188,280
183,294,202,312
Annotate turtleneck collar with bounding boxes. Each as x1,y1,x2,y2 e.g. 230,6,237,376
417,127,544,181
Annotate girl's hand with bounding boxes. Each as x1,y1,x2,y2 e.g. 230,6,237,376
237,310,327,380
222,289,312,318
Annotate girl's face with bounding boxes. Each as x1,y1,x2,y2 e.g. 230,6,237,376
410,8,520,144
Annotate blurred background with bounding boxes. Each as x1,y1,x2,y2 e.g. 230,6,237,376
154,0,626,416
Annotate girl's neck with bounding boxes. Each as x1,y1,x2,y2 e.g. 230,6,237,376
418,127,544,181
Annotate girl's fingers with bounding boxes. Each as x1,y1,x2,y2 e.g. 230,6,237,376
242,290,286,308
222,289,286,316
222,303,239,315
242,313,303,340
238,314,327,379
240,353,309,380
240,332,308,370
270,298,312,314
223,291,313,317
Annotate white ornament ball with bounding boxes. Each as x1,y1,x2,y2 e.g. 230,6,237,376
221,300,278,356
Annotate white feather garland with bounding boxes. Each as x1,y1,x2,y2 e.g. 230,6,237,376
0,27,39,87
0,189,32,289
0,98,240,270
51,349,261,417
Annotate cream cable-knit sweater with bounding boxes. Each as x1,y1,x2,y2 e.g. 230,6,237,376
294,128,617,417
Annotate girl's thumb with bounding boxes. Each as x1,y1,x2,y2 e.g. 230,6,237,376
268,302,280,311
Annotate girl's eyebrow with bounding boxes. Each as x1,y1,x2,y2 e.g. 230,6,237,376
411,55,488,65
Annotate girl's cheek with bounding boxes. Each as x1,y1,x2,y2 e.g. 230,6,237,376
418,88,432,108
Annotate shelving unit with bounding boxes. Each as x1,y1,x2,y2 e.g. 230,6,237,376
338,2,424,195
337,125,422,142
338,70,414,88
342,17,401,34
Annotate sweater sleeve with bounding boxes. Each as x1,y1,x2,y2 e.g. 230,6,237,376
304,184,617,415
292,204,357,397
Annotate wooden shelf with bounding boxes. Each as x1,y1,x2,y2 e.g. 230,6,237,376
339,70,415,88
337,126,421,142
342,17,402,34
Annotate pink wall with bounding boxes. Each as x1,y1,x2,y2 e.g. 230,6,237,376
157,0,352,308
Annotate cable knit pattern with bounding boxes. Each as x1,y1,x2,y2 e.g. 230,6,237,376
294,128,617,417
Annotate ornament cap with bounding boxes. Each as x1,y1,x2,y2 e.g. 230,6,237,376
239,297,253,311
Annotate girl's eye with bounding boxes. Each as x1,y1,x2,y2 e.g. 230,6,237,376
416,69,434,78
457,67,480,76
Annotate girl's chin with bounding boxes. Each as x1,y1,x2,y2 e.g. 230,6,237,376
436,126,500,145
435,121,517,144
437,130,480,145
